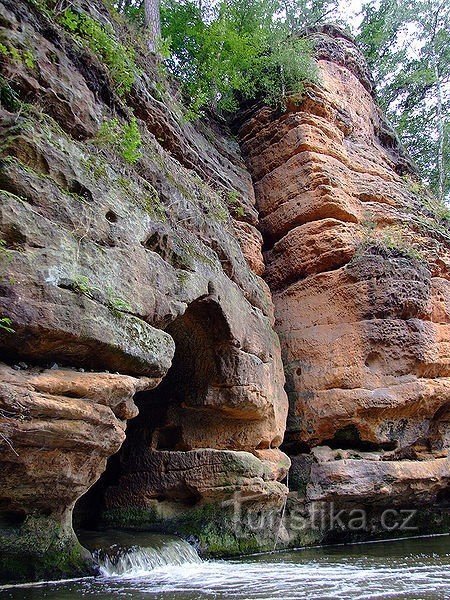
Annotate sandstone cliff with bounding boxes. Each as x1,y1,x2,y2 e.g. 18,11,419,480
0,1,449,584
0,0,288,581
238,25,450,538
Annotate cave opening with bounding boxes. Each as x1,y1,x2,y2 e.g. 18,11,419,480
73,296,232,531
323,425,397,452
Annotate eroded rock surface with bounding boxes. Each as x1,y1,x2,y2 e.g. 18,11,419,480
238,25,450,522
0,363,159,580
1,2,449,581
0,0,288,580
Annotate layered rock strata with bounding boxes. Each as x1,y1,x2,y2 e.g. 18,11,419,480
238,25,450,534
1,1,449,583
0,0,288,581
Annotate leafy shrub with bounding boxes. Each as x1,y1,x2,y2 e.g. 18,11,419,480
96,117,142,164
160,0,317,116
402,175,450,240
121,118,142,163
226,190,245,217
0,316,14,334
0,42,35,69
59,9,139,95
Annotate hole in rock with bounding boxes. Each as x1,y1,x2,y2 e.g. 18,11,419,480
68,180,93,202
323,425,397,452
365,351,385,373
154,425,184,450
105,210,118,223
73,297,233,530
142,231,193,270
436,487,450,507
0,508,26,528
0,224,27,250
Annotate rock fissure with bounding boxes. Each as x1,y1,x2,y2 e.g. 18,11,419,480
0,2,448,584
237,24,449,545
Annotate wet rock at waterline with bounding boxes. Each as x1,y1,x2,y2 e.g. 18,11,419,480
0,1,449,586
0,0,288,582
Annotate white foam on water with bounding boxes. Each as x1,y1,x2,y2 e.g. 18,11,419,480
1,535,449,598
118,557,450,599
94,537,201,577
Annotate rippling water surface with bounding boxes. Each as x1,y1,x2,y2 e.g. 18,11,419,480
1,534,449,599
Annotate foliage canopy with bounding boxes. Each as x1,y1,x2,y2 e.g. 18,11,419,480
159,0,317,115
358,0,450,201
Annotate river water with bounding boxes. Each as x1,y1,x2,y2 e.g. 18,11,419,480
0,533,449,599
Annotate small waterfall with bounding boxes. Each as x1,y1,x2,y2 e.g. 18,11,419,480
94,537,201,577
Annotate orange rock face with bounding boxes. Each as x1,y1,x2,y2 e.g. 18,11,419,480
0,0,288,578
239,26,450,511
0,364,158,517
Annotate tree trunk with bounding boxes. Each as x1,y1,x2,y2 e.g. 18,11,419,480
428,0,446,202
433,57,445,203
144,0,161,53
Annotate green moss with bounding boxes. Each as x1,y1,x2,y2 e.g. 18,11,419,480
356,222,425,263
82,155,108,180
59,9,139,96
401,174,450,241
0,237,12,265
176,270,190,286
0,515,94,584
101,502,282,558
142,186,166,221
70,275,99,299
107,289,133,317
225,190,245,217
117,175,132,191
0,41,36,69
177,239,216,269
102,507,159,529
210,201,229,223
95,117,142,164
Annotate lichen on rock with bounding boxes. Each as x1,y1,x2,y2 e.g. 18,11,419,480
0,2,449,584
237,24,450,535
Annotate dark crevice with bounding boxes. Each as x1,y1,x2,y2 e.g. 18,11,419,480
323,425,397,452
436,487,450,508
105,210,118,223
73,452,122,530
141,231,195,271
0,225,27,250
281,439,311,456
73,297,234,529
68,180,93,202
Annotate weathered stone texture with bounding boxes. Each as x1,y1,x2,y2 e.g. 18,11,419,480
1,4,449,581
0,0,288,579
238,25,450,513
